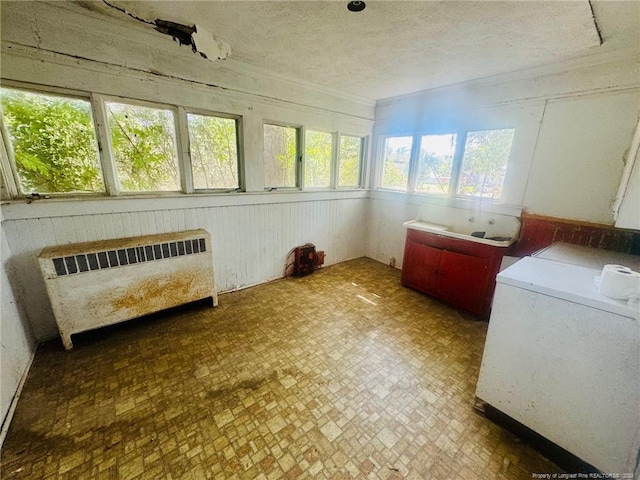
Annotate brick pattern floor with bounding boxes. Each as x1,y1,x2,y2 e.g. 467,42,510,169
1,258,558,479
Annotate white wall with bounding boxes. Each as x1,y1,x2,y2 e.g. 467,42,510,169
1,196,368,340
0,217,36,441
367,52,640,266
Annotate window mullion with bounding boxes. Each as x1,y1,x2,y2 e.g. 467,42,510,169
91,94,120,196
406,135,420,193
0,116,20,198
450,130,467,197
331,132,339,189
176,107,193,194
298,127,305,190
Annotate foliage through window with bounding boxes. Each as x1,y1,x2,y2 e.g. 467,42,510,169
416,134,456,195
187,113,239,190
305,130,332,188
263,124,297,188
0,85,368,198
106,101,180,192
338,135,362,187
1,88,104,194
381,136,412,191
379,129,514,200
457,129,514,199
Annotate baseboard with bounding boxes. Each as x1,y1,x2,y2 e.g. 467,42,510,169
0,347,37,449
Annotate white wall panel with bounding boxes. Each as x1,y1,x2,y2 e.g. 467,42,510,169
3,198,368,341
0,220,36,440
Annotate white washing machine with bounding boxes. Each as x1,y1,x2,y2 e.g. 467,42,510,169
476,243,640,476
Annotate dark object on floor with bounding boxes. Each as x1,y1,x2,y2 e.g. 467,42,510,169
284,244,325,277
483,404,599,474
471,231,486,238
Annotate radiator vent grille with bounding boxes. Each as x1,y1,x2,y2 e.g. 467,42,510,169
52,238,207,277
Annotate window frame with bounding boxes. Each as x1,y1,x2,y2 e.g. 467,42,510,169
378,134,416,192
102,95,183,195
376,126,515,202
0,81,370,201
262,121,302,190
1,83,107,198
183,107,244,193
336,133,365,189
303,127,336,190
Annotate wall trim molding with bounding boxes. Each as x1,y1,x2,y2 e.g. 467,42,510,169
0,190,369,221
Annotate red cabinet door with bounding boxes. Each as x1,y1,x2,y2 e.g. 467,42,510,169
401,240,441,294
437,250,489,316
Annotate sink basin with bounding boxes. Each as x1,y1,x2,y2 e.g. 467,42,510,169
403,206,521,248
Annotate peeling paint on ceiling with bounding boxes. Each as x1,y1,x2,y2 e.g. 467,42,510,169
72,1,638,101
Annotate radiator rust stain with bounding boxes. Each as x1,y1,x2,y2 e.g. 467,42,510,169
111,271,206,316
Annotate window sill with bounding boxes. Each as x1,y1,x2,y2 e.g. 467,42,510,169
370,189,523,217
1,189,369,220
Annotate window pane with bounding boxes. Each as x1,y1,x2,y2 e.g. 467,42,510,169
415,134,456,195
339,135,362,187
457,129,515,199
106,102,180,191
381,136,412,191
264,124,297,188
1,88,104,194
305,130,332,188
187,113,239,189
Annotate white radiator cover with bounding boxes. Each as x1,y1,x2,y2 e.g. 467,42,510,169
38,229,217,350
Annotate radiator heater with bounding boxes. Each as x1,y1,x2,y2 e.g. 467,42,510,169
38,229,217,350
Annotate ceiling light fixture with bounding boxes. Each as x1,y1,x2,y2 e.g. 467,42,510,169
347,1,366,12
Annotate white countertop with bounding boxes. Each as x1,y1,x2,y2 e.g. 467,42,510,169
533,242,640,271
497,256,639,319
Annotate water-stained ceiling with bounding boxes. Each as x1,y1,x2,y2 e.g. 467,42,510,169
74,1,639,101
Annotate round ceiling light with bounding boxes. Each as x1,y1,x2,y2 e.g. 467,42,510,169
347,1,366,12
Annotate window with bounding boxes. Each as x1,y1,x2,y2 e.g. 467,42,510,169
416,134,456,195
263,124,298,188
0,84,369,199
305,130,332,188
1,87,104,194
377,128,515,200
106,101,180,192
338,135,362,187
457,129,514,199
381,136,412,191
187,113,239,190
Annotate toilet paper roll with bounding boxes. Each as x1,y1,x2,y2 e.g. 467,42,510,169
599,264,640,300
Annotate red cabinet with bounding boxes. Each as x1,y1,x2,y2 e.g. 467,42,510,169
401,229,508,318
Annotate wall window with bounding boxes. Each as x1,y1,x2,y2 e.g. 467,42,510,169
377,128,515,200
338,135,362,187
263,124,298,188
1,84,369,199
305,130,332,188
1,87,104,194
381,136,412,191
457,129,514,199
415,134,456,195
187,113,239,190
106,101,180,192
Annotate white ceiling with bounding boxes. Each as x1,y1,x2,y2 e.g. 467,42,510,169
81,1,639,102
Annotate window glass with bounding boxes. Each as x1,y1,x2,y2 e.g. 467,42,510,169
416,134,456,195
187,113,239,190
106,101,180,192
1,88,104,194
305,130,332,188
381,136,412,191
457,129,515,199
264,124,297,188
338,135,362,187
